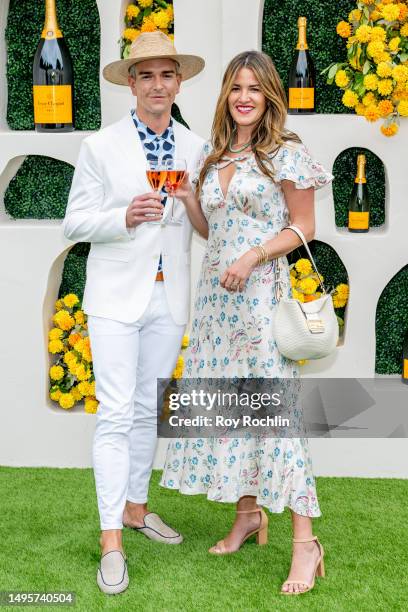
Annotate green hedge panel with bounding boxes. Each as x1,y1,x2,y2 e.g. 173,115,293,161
375,266,408,375
262,0,355,114
6,0,101,130
333,148,385,227
58,243,89,302
4,156,74,219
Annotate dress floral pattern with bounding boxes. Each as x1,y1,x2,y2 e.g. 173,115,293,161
160,140,333,517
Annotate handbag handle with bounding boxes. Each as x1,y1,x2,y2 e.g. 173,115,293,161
274,225,327,301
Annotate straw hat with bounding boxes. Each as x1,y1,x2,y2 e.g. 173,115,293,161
103,31,205,85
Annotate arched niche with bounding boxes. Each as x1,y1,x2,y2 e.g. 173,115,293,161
375,264,408,375
333,147,386,230
287,239,349,343
3,155,74,219
262,0,356,114
6,0,101,130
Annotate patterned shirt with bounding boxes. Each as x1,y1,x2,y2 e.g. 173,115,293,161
131,109,175,273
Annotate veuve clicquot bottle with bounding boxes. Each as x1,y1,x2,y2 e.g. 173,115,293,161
288,16,316,114
348,154,370,233
33,0,74,132
402,331,408,385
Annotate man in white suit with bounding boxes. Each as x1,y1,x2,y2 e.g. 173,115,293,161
62,32,205,594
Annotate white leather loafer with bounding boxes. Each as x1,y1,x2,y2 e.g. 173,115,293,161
97,550,129,595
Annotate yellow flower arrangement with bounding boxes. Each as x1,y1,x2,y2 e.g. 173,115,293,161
48,294,99,413
324,0,408,136
121,1,174,58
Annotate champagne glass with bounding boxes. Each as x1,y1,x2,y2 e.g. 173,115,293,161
145,159,167,225
164,158,187,226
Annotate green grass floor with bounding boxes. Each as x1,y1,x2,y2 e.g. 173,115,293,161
0,468,407,612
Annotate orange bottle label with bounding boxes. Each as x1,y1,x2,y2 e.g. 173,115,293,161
348,211,369,230
289,87,314,109
33,85,72,124
404,359,408,379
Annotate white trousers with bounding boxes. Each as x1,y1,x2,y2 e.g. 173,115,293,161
88,283,185,530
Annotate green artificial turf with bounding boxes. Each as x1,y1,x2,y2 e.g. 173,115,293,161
0,468,407,611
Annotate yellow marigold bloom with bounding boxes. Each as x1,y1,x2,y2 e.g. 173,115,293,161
138,0,153,7
126,4,140,19
364,104,381,122
68,332,81,347
290,276,297,288
398,4,408,21
295,258,312,275
362,91,376,106
85,397,99,414
53,310,75,331
71,385,83,401
378,99,394,116
335,70,349,87
367,41,385,59
176,355,184,369
342,89,359,107
401,23,408,37
123,27,140,42
389,37,401,52
73,339,84,354
335,284,349,301
74,310,85,325
348,9,362,22
377,78,394,96
48,339,63,354
355,25,372,43
49,328,63,341
50,365,64,381
376,61,392,77
181,334,189,349
76,363,91,382
370,26,387,42
333,296,347,309
63,350,76,364
381,4,400,21
381,122,399,136
398,99,408,116
364,74,378,90
392,64,408,82
141,16,157,32
292,289,305,303
68,360,79,376
297,277,318,296
337,21,352,38
59,393,75,410
153,10,171,29
55,299,64,311
393,85,408,100
371,10,382,21
172,366,183,379
82,348,92,363
63,294,79,308
77,381,90,396
50,389,61,401
375,51,391,64
355,102,366,115
361,0,375,4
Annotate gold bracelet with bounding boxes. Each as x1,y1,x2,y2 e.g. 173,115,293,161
252,245,268,265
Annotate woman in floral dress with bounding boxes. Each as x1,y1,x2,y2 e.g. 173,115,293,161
160,51,333,595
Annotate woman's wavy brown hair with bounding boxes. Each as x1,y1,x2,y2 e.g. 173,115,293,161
197,50,301,195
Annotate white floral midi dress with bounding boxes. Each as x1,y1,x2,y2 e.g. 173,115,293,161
160,140,333,517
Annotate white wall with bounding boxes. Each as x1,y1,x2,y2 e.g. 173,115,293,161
0,0,407,477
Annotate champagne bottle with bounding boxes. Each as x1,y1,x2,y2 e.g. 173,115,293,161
402,331,408,385
33,0,74,132
288,17,316,114
348,154,370,233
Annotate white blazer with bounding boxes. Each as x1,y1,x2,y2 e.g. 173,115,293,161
62,111,204,325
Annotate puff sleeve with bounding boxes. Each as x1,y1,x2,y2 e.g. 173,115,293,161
191,141,212,189
273,141,334,190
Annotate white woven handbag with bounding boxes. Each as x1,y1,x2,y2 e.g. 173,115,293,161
271,225,339,361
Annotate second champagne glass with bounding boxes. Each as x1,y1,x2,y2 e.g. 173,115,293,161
164,158,187,226
145,159,167,225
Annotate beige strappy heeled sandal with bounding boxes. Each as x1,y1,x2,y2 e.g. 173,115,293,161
208,507,268,555
281,536,325,595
